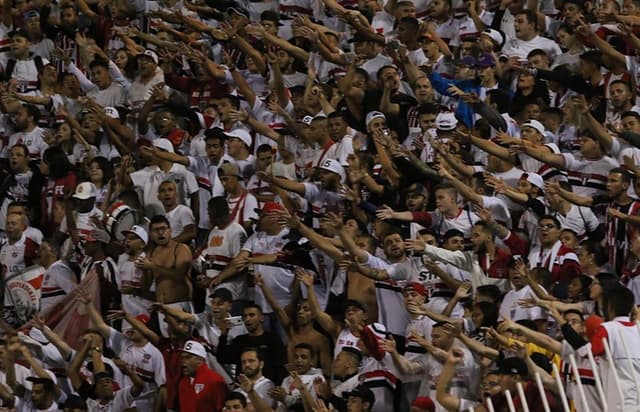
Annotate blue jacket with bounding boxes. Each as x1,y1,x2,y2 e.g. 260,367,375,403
428,72,482,128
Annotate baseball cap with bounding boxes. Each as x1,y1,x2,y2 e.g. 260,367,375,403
137,49,159,64
497,357,528,377
104,106,120,119
343,385,375,405
482,28,505,48
476,54,496,68
226,129,252,148
368,322,388,340
521,119,545,135
299,115,314,126
121,225,148,245
261,10,283,25
209,287,233,301
82,229,110,244
521,173,544,190
227,6,250,19
407,183,428,197
9,28,29,39
72,182,97,200
458,55,477,68
365,111,386,126
181,340,207,359
24,10,40,19
218,162,242,179
404,282,428,297
412,397,436,412
345,299,367,313
319,158,346,182
435,112,458,131
256,201,285,215
153,138,175,153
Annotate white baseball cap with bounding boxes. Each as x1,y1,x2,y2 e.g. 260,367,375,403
72,182,97,200
521,119,545,135
121,225,148,245
319,158,345,182
181,340,207,359
139,49,159,64
227,129,252,148
365,111,386,126
153,138,174,153
521,172,544,190
104,107,119,119
482,28,505,48
369,322,388,340
436,112,458,131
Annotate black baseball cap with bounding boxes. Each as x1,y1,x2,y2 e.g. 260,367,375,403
343,385,375,405
497,357,528,377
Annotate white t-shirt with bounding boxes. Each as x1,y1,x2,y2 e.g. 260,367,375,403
503,35,562,61
3,127,48,160
200,222,247,300
165,204,195,239
499,285,546,321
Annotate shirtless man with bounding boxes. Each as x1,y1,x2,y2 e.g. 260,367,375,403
135,215,193,337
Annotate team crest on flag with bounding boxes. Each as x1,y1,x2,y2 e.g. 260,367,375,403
194,384,204,394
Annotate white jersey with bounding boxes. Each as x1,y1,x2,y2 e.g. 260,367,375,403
359,353,400,412
242,228,294,313
334,328,359,359
278,368,324,411
59,207,104,237
130,163,198,218
227,191,259,227
116,252,153,317
424,346,476,412
40,260,76,313
599,317,640,411
199,222,247,300
561,153,619,198
107,328,166,411
302,182,342,229
86,386,136,412
186,154,232,229
429,208,480,240
499,285,547,322
559,341,600,412
503,35,562,60
552,204,600,238
0,232,38,278
165,204,195,239
4,127,48,160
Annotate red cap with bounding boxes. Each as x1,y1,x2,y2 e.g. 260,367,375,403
135,314,150,324
585,314,604,340
412,396,435,411
261,202,284,213
404,282,428,297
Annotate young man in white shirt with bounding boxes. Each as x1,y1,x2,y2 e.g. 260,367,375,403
503,10,562,60
158,180,196,244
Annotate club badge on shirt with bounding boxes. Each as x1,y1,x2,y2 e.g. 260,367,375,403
195,383,204,394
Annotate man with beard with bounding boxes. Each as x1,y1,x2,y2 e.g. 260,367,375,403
0,144,42,233
217,303,287,384
116,225,153,317
2,105,48,161
606,80,640,128
179,340,227,411
236,348,277,408
135,215,193,337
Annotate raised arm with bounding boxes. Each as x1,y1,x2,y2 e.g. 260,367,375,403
77,289,112,337
297,270,340,339
256,273,291,329
439,167,482,204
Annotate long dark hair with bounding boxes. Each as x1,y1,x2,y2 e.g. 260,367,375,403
42,146,74,179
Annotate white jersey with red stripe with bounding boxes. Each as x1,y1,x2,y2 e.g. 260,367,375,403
334,328,359,359
247,174,276,208
358,354,400,412
559,341,600,412
302,183,342,229
59,207,104,237
599,317,640,411
107,328,166,411
528,240,578,272
227,191,259,227
40,260,76,313
200,222,247,300
116,252,153,317
404,316,435,362
561,153,619,198
5,127,48,160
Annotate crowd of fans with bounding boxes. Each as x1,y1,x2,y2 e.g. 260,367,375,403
3,0,640,410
